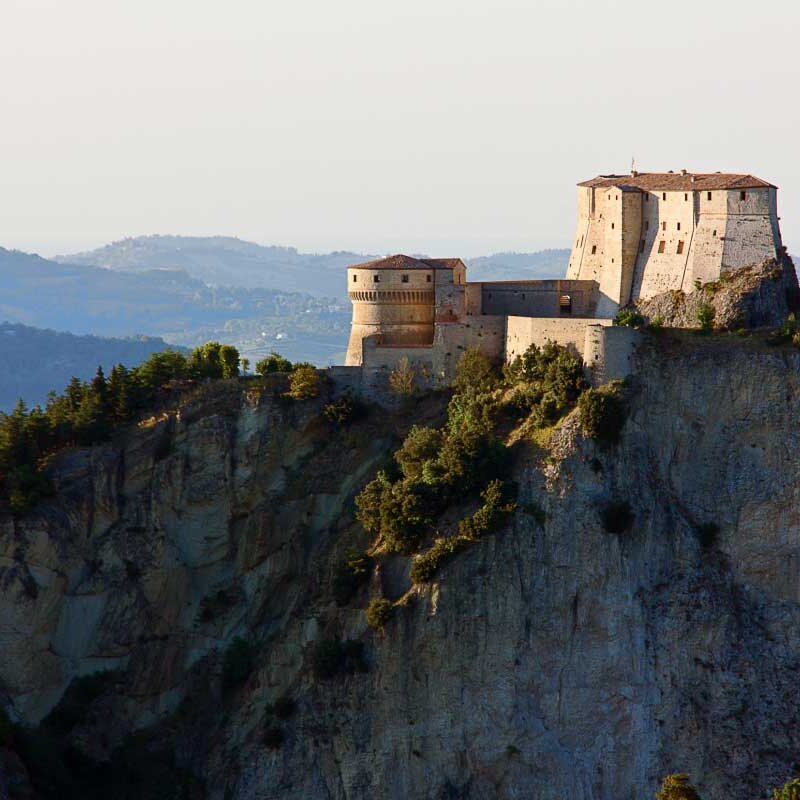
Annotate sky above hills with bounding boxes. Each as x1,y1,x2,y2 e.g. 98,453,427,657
2,0,798,258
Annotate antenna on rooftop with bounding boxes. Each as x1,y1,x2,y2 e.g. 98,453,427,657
630,156,638,177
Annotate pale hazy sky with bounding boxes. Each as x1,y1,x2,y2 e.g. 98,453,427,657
2,0,798,258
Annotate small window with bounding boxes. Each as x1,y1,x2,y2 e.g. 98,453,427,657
707,191,712,201
684,193,688,201
607,194,611,200
426,275,431,282
591,245,597,255
611,222,615,229
559,295,572,314
677,240,685,254
713,229,717,237
662,221,666,231
740,190,747,200
615,195,618,200
677,222,681,231
373,274,380,283
352,274,357,283
662,192,667,200
658,240,666,254
401,274,409,283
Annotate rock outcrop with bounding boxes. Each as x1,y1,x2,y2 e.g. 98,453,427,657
2,339,800,799
632,255,798,330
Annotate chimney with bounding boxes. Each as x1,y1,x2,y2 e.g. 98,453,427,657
631,169,638,177
690,176,696,183
680,168,687,175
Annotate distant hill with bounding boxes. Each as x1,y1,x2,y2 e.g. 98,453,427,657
0,322,183,411
465,249,570,281
57,236,372,299
58,236,571,299
0,247,350,366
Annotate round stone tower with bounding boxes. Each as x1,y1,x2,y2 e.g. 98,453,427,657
344,254,464,366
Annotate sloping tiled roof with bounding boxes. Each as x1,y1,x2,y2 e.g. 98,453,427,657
349,254,465,270
578,172,776,191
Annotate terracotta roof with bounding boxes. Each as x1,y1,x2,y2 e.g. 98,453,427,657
578,172,776,191
349,254,465,270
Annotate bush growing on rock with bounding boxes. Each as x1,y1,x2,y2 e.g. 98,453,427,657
323,391,364,425
578,387,625,444
655,773,702,800
332,551,374,606
453,348,500,396
614,309,645,328
773,777,800,799
697,302,715,332
286,365,321,400
365,598,394,631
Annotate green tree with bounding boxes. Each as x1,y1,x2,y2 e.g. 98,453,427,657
219,345,240,379
394,426,443,481
241,357,250,376
286,365,320,400
656,773,702,800
453,348,498,395
578,387,625,443
255,352,293,375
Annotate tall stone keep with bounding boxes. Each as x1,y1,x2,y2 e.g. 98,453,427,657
566,171,783,316
345,255,466,366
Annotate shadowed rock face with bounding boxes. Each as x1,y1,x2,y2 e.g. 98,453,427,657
2,340,800,799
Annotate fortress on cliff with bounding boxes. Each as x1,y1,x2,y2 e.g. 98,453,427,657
342,171,785,390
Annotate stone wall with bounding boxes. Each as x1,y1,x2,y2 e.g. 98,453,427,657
505,316,612,362
479,279,598,317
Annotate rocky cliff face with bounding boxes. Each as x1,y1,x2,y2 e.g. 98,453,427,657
2,338,800,800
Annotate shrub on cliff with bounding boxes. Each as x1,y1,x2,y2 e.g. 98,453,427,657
504,341,585,425
323,390,364,425
332,551,374,606
697,302,715,332
286,365,321,400
773,777,800,799
366,598,395,631
411,480,516,583
395,426,443,480
614,309,645,328
578,387,625,444
655,773,702,800
453,348,499,395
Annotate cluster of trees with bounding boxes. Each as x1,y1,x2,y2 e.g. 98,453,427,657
356,343,624,587
356,349,511,555
0,342,242,514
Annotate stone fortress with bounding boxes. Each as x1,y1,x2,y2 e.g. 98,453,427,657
342,171,785,389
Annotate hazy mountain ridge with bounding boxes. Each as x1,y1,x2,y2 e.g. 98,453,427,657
0,322,185,411
56,235,373,299
57,236,572,297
